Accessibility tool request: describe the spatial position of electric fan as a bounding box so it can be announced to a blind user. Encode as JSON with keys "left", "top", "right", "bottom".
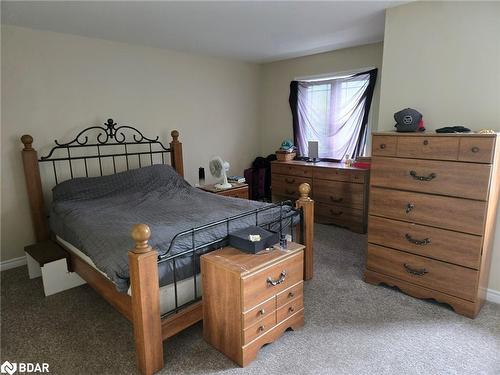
{"left": 209, "top": 156, "right": 232, "bottom": 189}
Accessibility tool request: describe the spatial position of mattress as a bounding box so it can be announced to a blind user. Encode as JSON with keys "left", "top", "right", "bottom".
{"left": 49, "top": 164, "right": 298, "bottom": 293}
{"left": 56, "top": 235, "right": 201, "bottom": 316}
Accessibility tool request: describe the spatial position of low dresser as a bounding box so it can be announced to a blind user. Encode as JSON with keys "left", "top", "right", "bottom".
{"left": 271, "top": 160, "right": 369, "bottom": 233}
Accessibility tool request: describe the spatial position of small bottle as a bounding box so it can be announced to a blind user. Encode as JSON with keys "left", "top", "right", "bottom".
{"left": 342, "top": 154, "right": 350, "bottom": 166}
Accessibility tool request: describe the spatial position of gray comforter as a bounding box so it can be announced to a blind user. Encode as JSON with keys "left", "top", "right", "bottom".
{"left": 50, "top": 164, "right": 297, "bottom": 292}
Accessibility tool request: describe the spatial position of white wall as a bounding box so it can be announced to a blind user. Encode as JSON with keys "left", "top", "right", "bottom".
{"left": 259, "top": 42, "right": 383, "bottom": 156}
{"left": 1, "top": 25, "right": 262, "bottom": 262}
{"left": 378, "top": 1, "right": 500, "bottom": 292}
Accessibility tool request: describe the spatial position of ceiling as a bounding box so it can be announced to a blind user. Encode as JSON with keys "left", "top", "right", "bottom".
{"left": 1, "top": 1, "right": 404, "bottom": 63}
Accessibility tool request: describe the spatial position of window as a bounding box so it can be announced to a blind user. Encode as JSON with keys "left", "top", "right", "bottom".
{"left": 289, "top": 69, "right": 377, "bottom": 160}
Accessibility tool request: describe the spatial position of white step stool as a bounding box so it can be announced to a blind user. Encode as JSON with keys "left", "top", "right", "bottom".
{"left": 25, "top": 241, "right": 85, "bottom": 296}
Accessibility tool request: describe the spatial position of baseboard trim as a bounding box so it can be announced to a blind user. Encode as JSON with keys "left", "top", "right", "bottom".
{"left": 0, "top": 256, "right": 27, "bottom": 271}
{"left": 486, "top": 288, "right": 500, "bottom": 304}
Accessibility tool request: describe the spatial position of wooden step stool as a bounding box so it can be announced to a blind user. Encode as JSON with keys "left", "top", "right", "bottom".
{"left": 25, "top": 241, "right": 85, "bottom": 296}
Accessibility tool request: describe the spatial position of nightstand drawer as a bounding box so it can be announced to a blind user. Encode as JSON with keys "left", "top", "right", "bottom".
{"left": 277, "top": 296, "right": 304, "bottom": 323}
{"left": 242, "top": 252, "right": 303, "bottom": 311}
{"left": 276, "top": 281, "right": 303, "bottom": 308}
{"left": 242, "top": 297, "right": 276, "bottom": 329}
{"left": 243, "top": 310, "right": 276, "bottom": 345}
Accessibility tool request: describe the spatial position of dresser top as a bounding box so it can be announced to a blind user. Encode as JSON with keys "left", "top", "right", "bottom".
{"left": 271, "top": 159, "right": 368, "bottom": 172}
{"left": 373, "top": 131, "right": 498, "bottom": 137}
{"left": 201, "top": 242, "right": 304, "bottom": 276}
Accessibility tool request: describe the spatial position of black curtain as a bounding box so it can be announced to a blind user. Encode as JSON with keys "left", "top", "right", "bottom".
{"left": 289, "top": 68, "right": 378, "bottom": 160}
{"left": 289, "top": 80, "right": 300, "bottom": 151}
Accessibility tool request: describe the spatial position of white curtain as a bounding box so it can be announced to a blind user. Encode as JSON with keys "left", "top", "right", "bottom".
{"left": 295, "top": 72, "right": 372, "bottom": 160}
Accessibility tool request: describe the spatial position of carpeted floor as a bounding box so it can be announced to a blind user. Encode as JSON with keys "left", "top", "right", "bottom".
{"left": 1, "top": 224, "right": 500, "bottom": 374}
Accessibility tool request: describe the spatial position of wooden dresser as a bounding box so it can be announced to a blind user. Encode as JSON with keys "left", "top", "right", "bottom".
{"left": 271, "top": 160, "right": 369, "bottom": 233}
{"left": 365, "top": 132, "right": 500, "bottom": 318}
{"left": 201, "top": 243, "right": 305, "bottom": 366}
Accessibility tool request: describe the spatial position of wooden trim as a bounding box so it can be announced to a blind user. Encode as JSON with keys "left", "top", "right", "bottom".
{"left": 170, "top": 130, "right": 184, "bottom": 177}
{"left": 129, "top": 224, "right": 164, "bottom": 375}
{"left": 296, "top": 183, "right": 314, "bottom": 280}
{"left": 161, "top": 301, "right": 203, "bottom": 340}
{"left": 69, "top": 252, "right": 133, "bottom": 321}
{"left": 20, "top": 135, "right": 49, "bottom": 242}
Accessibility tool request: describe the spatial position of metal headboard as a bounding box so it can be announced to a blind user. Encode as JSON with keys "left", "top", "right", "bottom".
{"left": 38, "top": 118, "right": 172, "bottom": 184}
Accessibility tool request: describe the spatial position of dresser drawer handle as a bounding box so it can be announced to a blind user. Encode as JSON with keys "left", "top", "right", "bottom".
{"left": 405, "top": 203, "right": 415, "bottom": 214}
{"left": 285, "top": 177, "right": 296, "bottom": 184}
{"left": 410, "top": 170, "right": 436, "bottom": 181}
{"left": 471, "top": 146, "right": 480, "bottom": 153}
{"left": 285, "top": 189, "right": 295, "bottom": 195}
{"left": 380, "top": 143, "right": 386, "bottom": 149}
{"left": 259, "top": 309, "right": 265, "bottom": 315}
{"left": 267, "top": 271, "right": 286, "bottom": 286}
{"left": 330, "top": 210, "right": 343, "bottom": 216}
{"left": 288, "top": 306, "right": 295, "bottom": 313}
{"left": 404, "top": 263, "right": 428, "bottom": 276}
{"left": 288, "top": 292, "right": 295, "bottom": 298}
{"left": 405, "top": 233, "right": 431, "bottom": 245}
{"left": 423, "top": 140, "right": 429, "bottom": 145}
{"left": 258, "top": 325, "right": 265, "bottom": 332}
{"left": 330, "top": 196, "right": 343, "bottom": 203}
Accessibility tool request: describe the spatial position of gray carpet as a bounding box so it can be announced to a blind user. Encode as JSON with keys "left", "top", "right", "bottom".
{"left": 2, "top": 224, "right": 500, "bottom": 374}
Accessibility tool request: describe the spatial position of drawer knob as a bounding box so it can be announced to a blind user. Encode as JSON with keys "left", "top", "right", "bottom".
{"left": 288, "top": 307, "right": 295, "bottom": 313}
{"left": 471, "top": 146, "right": 480, "bottom": 153}
{"left": 423, "top": 140, "right": 429, "bottom": 145}
{"left": 405, "top": 233, "right": 431, "bottom": 246}
{"left": 410, "top": 170, "right": 437, "bottom": 181}
{"left": 380, "top": 143, "right": 386, "bottom": 149}
{"left": 288, "top": 292, "right": 295, "bottom": 298}
{"left": 285, "top": 177, "right": 296, "bottom": 184}
{"left": 330, "top": 196, "right": 343, "bottom": 203}
{"left": 267, "top": 271, "right": 287, "bottom": 286}
{"left": 404, "top": 263, "right": 428, "bottom": 276}
{"left": 330, "top": 210, "right": 343, "bottom": 216}
{"left": 258, "top": 325, "right": 265, "bottom": 332}
{"left": 405, "top": 203, "right": 415, "bottom": 214}
{"left": 259, "top": 309, "right": 265, "bottom": 315}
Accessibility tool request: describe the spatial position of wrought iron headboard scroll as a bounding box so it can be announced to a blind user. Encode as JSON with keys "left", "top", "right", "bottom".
{"left": 38, "top": 118, "right": 173, "bottom": 183}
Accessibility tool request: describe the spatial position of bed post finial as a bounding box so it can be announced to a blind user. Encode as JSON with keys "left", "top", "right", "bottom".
{"left": 171, "top": 130, "right": 179, "bottom": 142}
{"left": 296, "top": 182, "right": 314, "bottom": 281}
{"left": 298, "top": 182, "right": 312, "bottom": 201}
{"left": 21, "top": 134, "right": 34, "bottom": 150}
{"left": 131, "top": 224, "right": 152, "bottom": 254}
{"left": 170, "top": 130, "right": 184, "bottom": 177}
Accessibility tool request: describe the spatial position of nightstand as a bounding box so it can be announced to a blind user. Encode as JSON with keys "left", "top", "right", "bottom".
{"left": 201, "top": 242, "right": 305, "bottom": 366}
{"left": 198, "top": 182, "right": 249, "bottom": 199}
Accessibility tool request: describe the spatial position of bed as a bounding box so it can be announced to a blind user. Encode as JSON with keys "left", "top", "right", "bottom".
{"left": 20, "top": 119, "right": 314, "bottom": 375}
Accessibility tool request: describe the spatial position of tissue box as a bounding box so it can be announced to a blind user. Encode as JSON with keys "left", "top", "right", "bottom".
{"left": 229, "top": 226, "right": 279, "bottom": 254}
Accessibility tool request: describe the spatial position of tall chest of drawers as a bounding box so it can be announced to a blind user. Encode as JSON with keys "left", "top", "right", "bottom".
{"left": 271, "top": 160, "right": 370, "bottom": 233}
{"left": 365, "top": 132, "right": 500, "bottom": 318}
{"left": 201, "top": 243, "right": 305, "bottom": 366}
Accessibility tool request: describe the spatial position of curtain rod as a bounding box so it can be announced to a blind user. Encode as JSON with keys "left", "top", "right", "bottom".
{"left": 294, "top": 66, "right": 376, "bottom": 82}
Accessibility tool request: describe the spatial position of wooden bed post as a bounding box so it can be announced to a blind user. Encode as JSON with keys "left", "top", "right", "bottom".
{"left": 170, "top": 130, "right": 184, "bottom": 177}
{"left": 296, "top": 183, "right": 314, "bottom": 281}
{"left": 128, "top": 224, "right": 164, "bottom": 375}
{"left": 21, "top": 135, "right": 49, "bottom": 242}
